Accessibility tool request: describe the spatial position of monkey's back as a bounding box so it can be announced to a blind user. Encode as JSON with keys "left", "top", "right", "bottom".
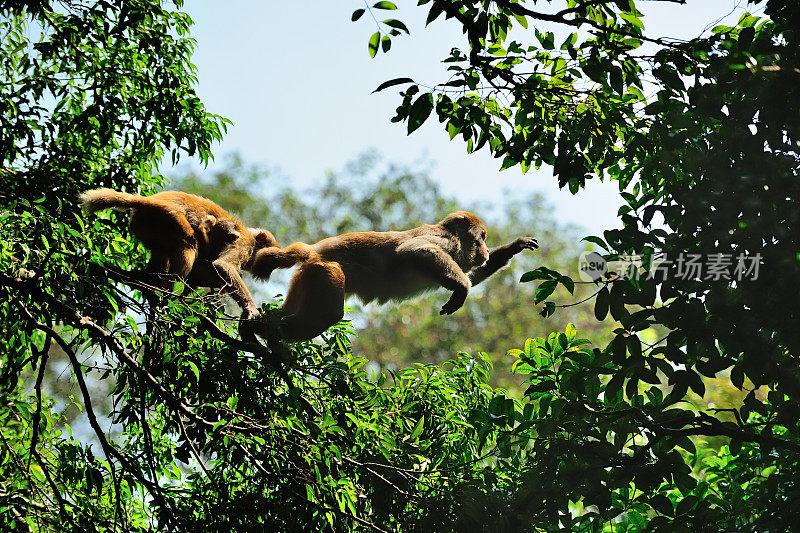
{"left": 152, "top": 191, "right": 248, "bottom": 233}
{"left": 123, "top": 191, "right": 253, "bottom": 265}
{"left": 311, "top": 226, "right": 453, "bottom": 304}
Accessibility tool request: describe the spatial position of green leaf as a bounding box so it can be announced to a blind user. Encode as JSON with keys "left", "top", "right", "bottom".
{"left": 558, "top": 333, "right": 568, "bottom": 350}
{"left": 441, "top": 79, "right": 465, "bottom": 88}
{"left": 372, "top": 77, "right": 414, "bottom": 93}
{"left": 227, "top": 396, "right": 238, "bottom": 410}
{"left": 738, "top": 13, "right": 760, "bottom": 27}
{"left": 627, "top": 335, "right": 642, "bottom": 359}
{"left": 407, "top": 93, "right": 433, "bottom": 133}
{"left": 675, "top": 435, "right": 696, "bottom": 454}
{"left": 447, "top": 121, "right": 461, "bottom": 139}
{"left": 565, "top": 323, "right": 576, "bottom": 342}
{"left": 559, "top": 276, "right": 575, "bottom": 294}
{"left": 426, "top": 3, "right": 444, "bottom": 25}
{"left": 381, "top": 35, "right": 391, "bottom": 52}
{"left": 627, "top": 86, "right": 646, "bottom": 102}
{"left": 511, "top": 359, "right": 533, "bottom": 374}
{"left": 500, "top": 156, "right": 517, "bottom": 171}
{"left": 687, "top": 370, "right": 705, "bottom": 397}
{"left": 610, "top": 67, "right": 623, "bottom": 93}
{"left": 536, "top": 30, "right": 555, "bottom": 50}
{"left": 382, "top": 19, "right": 409, "bottom": 33}
{"left": 614, "top": 0, "right": 632, "bottom": 11}
{"left": 520, "top": 267, "right": 555, "bottom": 283}
{"left": 351, "top": 9, "right": 365, "bottom": 21}
{"left": 14, "top": 401, "right": 31, "bottom": 421}
{"left": 535, "top": 280, "right": 558, "bottom": 303}
{"left": 582, "top": 235, "right": 609, "bottom": 250}
{"left": 87, "top": 468, "right": 103, "bottom": 495}
{"left": 187, "top": 361, "right": 200, "bottom": 382}
{"left": 619, "top": 11, "right": 643, "bottom": 29}
{"left": 622, "top": 37, "right": 642, "bottom": 50}
{"left": 540, "top": 301, "right": 556, "bottom": 317}
{"left": 368, "top": 31, "right": 381, "bottom": 58}
{"left": 561, "top": 32, "right": 577, "bottom": 50}
{"left": 409, "top": 416, "right": 425, "bottom": 440}
{"left": 674, "top": 472, "right": 697, "bottom": 495}
{"left": 594, "top": 287, "right": 609, "bottom": 321}
{"left": 373, "top": 1, "right": 397, "bottom": 9}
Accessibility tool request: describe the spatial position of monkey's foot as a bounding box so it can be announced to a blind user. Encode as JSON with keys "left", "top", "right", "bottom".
{"left": 440, "top": 296, "right": 466, "bottom": 315}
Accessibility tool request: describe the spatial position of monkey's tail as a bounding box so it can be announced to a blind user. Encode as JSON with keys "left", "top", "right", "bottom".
{"left": 249, "top": 243, "right": 316, "bottom": 280}
{"left": 79, "top": 188, "right": 151, "bottom": 213}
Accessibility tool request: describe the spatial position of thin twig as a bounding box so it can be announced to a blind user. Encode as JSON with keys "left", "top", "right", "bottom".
{"left": 29, "top": 332, "right": 53, "bottom": 458}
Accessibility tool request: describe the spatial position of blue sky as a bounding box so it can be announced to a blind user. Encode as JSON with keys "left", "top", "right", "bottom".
{"left": 174, "top": 1, "right": 754, "bottom": 235}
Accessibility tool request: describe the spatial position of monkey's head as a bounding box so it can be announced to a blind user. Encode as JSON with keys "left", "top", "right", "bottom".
{"left": 213, "top": 218, "right": 242, "bottom": 243}
{"left": 439, "top": 211, "right": 490, "bottom": 269}
{"left": 249, "top": 228, "right": 280, "bottom": 251}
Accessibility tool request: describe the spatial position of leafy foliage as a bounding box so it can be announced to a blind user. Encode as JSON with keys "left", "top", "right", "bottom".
{"left": 351, "top": 1, "right": 408, "bottom": 58}
{"left": 0, "top": 0, "right": 227, "bottom": 204}
{"left": 2, "top": 0, "right": 799, "bottom": 531}
{"left": 361, "top": 0, "right": 800, "bottom": 529}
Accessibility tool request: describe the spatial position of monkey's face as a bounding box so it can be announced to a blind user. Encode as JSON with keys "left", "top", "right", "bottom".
{"left": 440, "top": 211, "right": 490, "bottom": 269}
{"left": 251, "top": 229, "right": 280, "bottom": 251}
{"left": 468, "top": 225, "right": 490, "bottom": 267}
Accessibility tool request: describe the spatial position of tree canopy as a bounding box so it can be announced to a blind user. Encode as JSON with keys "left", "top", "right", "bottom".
{"left": 1, "top": 0, "right": 799, "bottom": 531}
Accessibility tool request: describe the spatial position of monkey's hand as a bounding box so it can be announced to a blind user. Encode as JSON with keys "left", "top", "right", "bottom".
{"left": 513, "top": 236, "right": 539, "bottom": 252}
{"left": 242, "top": 304, "right": 261, "bottom": 321}
{"left": 440, "top": 287, "right": 468, "bottom": 315}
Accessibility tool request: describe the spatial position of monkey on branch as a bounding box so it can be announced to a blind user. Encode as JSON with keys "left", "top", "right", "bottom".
{"left": 249, "top": 211, "right": 539, "bottom": 342}
{"left": 80, "top": 188, "right": 279, "bottom": 320}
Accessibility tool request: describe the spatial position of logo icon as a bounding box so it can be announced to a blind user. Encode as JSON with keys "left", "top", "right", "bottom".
{"left": 579, "top": 251, "right": 607, "bottom": 282}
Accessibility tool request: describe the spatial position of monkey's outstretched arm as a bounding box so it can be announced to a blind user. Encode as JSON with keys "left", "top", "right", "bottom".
{"left": 468, "top": 237, "right": 539, "bottom": 286}
{"left": 397, "top": 240, "right": 472, "bottom": 315}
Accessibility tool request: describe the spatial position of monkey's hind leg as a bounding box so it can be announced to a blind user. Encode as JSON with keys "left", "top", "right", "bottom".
{"left": 125, "top": 205, "right": 199, "bottom": 323}
{"left": 279, "top": 259, "right": 346, "bottom": 342}
{"left": 129, "top": 204, "right": 198, "bottom": 279}
{"left": 242, "top": 259, "right": 344, "bottom": 366}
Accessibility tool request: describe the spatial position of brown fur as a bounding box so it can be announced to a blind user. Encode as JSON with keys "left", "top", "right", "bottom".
{"left": 250, "top": 211, "right": 538, "bottom": 342}
{"left": 80, "top": 188, "right": 279, "bottom": 319}
{"left": 196, "top": 214, "right": 241, "bottom": 253}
